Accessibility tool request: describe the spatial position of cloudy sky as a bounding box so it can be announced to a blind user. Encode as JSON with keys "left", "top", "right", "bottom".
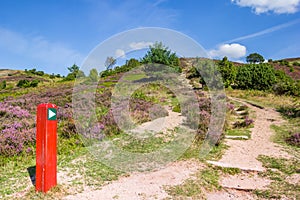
{"left": 0, "top": 0, "right": 299, "bottom": 75}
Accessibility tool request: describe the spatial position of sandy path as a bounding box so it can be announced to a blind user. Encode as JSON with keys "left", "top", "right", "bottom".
{"left": 207, "top": 97, "right": 293, "bottom": 200}
{"left": 64, "top": 160, "right": 202, "bottom": 200}
{"left": 63, "top": 108, "right": 201, "bottom": 200}
{"left": 208, "top": 98, "right": 291, "bottom": 171}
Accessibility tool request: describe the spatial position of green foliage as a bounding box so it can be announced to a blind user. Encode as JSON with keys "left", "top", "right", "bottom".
{"left": 88, "top": 68, "right": 99, "bottom": 82}
{"left": 273, "top": 70, "right": 300, "bottom": 96}
{"left": 126, "top": 58, "right": 140, "bottom": 68}
{"left": 25, "top": 68, "right": 45, "bottom": 76}
{"left": 246, "top": 53, "right": 265, "bottom": 63}
{"left": 50, "top": 73, "right": 61, "bottom": 79}
{"left": 247, "top": 53, "right": 264, "bottom": 63}
{"left": 279, "top": 60, "right": 289, "bottom": 66}
{"left": 141, "top": 42, "right": 181, "bottom": 72}
{"left": 293, "top": 61, "right": 300, "bottom": 66}
{"left": 235, "top": 63, "right": 276, "bottom": 90}
{"left": 217, "top": 57, "right": 237, "bottom": 87}
{"left": 63, "top": 64, "right": 85, "bottom": 81}
{"left": 100, "top": 58, "right": 141, "bottom": 78}
{"left": 0, "top": 80, "right": 6, "bottom": 90}
{"left": 16, "top": 79, "right": 40, "bottom": 88}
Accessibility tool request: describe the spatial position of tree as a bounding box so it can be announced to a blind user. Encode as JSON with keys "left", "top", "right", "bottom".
{"left": 217, "top": 56, "right": 237, "bottom": 87}
{"left": 88, "top": 68, "right": 99, "bottom": 82}
{"left": 64, "top": 64, "right": 85, "bottom": 81}
{"left": 105, "top": 57, "right": 116, "bottom": 70}
{"left": 141, "top": 42, "right": 181, "bottom": 72}
{"left": 246, "top": 53, "right": 265, "bottom": 64}
{"left": 126, "top": 58, "right": 140, "bottom": 68}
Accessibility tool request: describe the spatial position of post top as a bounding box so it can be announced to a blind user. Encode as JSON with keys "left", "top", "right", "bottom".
{"left": 37, "top": 103, "right": 57, "bottom": 109}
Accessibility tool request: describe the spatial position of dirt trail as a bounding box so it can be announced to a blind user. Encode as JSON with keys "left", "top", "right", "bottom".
{"left": 207, "top": 97, "right": 293, "bottom": 199}
{"left": 208, "top": 98, "right": 291, "bottom": 171}
{"left": 63, "top": 108, "right": 201, "bottom": 200}
{"left": 64, "top": 160, "right": 202, "bottom": 200}
{"left": 61, "top": 97, "right": 294, "bottom": 200}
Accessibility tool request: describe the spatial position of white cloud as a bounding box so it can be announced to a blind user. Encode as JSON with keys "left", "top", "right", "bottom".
{"left": 231, "top": 0, "right": 300, "bottom": 14}
{"left": 0, "top": 27, "right": 83, "bottom": 74}
{"left": 115, "top": 49, "right": 126, "bottom": 58}
{"left": 209, "top": 43, "right": 247, "bottom": 59}
{"left": 129, "top": 41, "right": 153, "bottom": 50}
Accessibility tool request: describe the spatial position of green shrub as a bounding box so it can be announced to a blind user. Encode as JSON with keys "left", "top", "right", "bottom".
{"left": 141, "top": 42, "right": 181, "bottom": 73}
{"left": 273, "top": 70, "right": 300, "bottom": 96}
{"left": 217, "top": 57, "right": 237, "bottom": 87}
{"left": 17, "top": 79, "right": 40, "bottom": 88}
{"left": 0, "top": 80, "right": 6, "bottom": 90}
{"left": 235, "top": 63, "right": 276, "bottom": 91}
{"left": 293, "top": 61, "right": 300, "bottom": 66}
{"left": 100, "top": 58, "right": 141, "bottom": 78}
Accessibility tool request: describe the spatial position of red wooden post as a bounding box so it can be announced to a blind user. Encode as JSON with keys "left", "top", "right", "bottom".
{"left": 36, "top": 103, "right": 58, "bottom": 193}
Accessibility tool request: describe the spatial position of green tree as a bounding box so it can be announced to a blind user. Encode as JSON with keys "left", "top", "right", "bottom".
{"left": 88, "top": 68, "right": 99, "bottom": 82}
{"left": 246, "top": 53, "right": 265, "bottom": 63}
{"left": 141, "top": 42, "right": 181, "bottom": 72}
{"left": 64, "top": 64, "right": 85, "bottom": 81}
{"left": 126, "top": 58, "right": 140, "bottom": 68}
{"left": 217, "top": 57, "right": 237, "bottom": 87}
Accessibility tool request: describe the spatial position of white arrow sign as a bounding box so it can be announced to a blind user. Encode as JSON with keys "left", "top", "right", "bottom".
{"left": 48, "top": 109, "right": 56, "bottom": 119}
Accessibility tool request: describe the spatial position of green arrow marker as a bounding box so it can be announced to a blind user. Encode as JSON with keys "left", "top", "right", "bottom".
{"left": 48, "top": 108, "right": 57, "bottom": 120}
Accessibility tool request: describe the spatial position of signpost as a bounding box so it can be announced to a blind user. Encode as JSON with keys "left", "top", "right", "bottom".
{"left": 36, "top": 103, "right": 58, "bottom": 193}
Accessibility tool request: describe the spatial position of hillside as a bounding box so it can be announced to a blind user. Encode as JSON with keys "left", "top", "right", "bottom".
{"left": 0, "top": 55, "right": 299, "bottom": 199}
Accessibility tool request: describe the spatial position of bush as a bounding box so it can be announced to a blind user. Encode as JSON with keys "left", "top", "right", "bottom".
{"left": 217, "top": 57, "right": 237, "bottom": 87}
{"left": 273, "top": 70, "right": 300, "bottom": 96}
{"left": 141, "top": 42, "right": 181, "bottom": 73}
{"left": 235, "top": 63, "right": 276, "bottom": 91}
{"left": 0, "top": 80, "right": 6, "bottom": 90}
{"left": 100, "top": 58, "right": 141, "bottom": 78}
{"left": 25, "top": 68, "right": 45, "bottom": 76}
{"left": 17, "top": 79, "right": 40, "bottom": 88}
{"left": 293, "top": 61, "right": 300, "bottom": 66}
{"left": 0, "top": 103, "right": 34, "bottom": 156}
{"left": 286, "top": 133, "right": 300, "bottom": 147}
{"left": 17, "top": 80, "right": 30, "bottom": 88}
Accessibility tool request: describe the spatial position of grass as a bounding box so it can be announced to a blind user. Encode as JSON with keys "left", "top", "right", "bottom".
{"left": 112, "top": 132, "right": 173, "bottom": 153}
{"left": 226, "top": 89, "right": 299, "bottom": 109}
{"left": 165, "top": 167, "right": 221, "bottom": 199}
{"left": 225, "top": 129, "right": 251, "bottom": 139}
{"left": 257, "top": 155, "right": 300, "bottom": 175}
{"left": 122, "top": 73, "right": 146, "bottom": 81}
{"left": 0, "top": 154, "right": 36, "bottom": 199}
{"left": 255, "top": 155, "right": 300, "bottom": 199}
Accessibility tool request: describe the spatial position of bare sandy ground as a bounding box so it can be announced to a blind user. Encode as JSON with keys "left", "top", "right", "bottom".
{"left": 207, "top": 98, "right": 296, "bottom": 200}
{"left": 63, "top": 160, "right": 202, "bottom": 200}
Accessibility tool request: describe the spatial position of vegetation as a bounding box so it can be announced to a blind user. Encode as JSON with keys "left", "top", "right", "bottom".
{"left": 0, "top": 43, "right": 300, "bottom": 199}
{"left": 63, "top": 64, "right": 85, "bottom": 81}
{"left": 235, "top": 63, "right": 276, "bottom": 90}
{"left": 246, "top": 52, "right": 265, "bottom": 63}
{"left": 16, "top": 79, "right": 40, "bottom": 88}
{"left": 217, "top": 56, "right": 236, "bottom": 88}
{"left": 141, "top": 42, "right": 181, "bottom": 72}
{"left": 0, "top": 80, "right": 6, "bottom": 89}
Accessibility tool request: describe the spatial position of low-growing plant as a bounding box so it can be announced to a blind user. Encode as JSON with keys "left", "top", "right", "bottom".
{"left": 285, "top": 133, "right": 300, "bottom": 147}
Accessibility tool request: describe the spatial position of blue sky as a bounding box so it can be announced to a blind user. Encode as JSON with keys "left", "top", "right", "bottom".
{"left": 0, "top": 0, "right": 299, "bottom": 75}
